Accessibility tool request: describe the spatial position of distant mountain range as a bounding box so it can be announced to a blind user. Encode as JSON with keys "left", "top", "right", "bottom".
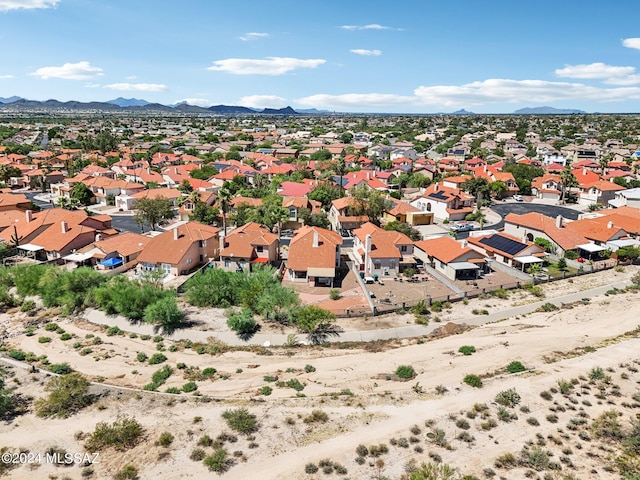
{"left": 513, "top": 106, "right": 587, "bottom": 114}
{"left": 0, "top": 97, "right": 303, "bottom": 115}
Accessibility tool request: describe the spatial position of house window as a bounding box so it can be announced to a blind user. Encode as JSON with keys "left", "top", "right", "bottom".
{"left": 224, "top": 259, "right": 230, "bottom": 268}
{"left": 400, "top": 245, "right": 407, "bottom": 253}
{"left": 256, "top": 246, "right": 263, "bottom": 253}
{"left": 198, "top": 240, "right": 205, "bottom": 247}
{"left": 426, "top": 203, "right": 431, "bottom": 212}
{"left": 161, "top": 263, "right": 171, "bottom": 274}
{"left": 374, "top": 261, "right": 381, "bottom": 270}
{"left": 288, "top": 206, "right": 297, "bottom": 220}
{"left": 390, "top": 260, "right": 396, "bottom": 269}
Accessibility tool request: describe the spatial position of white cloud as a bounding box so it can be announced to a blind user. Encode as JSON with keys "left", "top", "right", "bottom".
{"left": 175, "top": 98, "right": 212, "bottom": 107}
{"left": 239, "top": 32, "right": 269, "bottom": 41}
{"left": 555, "top": 62, "right": 640, "bottom": 86}
{"left": 0, "top": 74, "right": 14, "bottom": 79}
{"left": 340, "top": 24, "right": 392, "bottom": 31}
{"left": 297, "top": 78, "right": 640, "bottom": 110}
{"left": 239, "top": 95, "right": 286, "bottom": 108}
{"left": 104, "top": 83, "right": 167, "bottom": 92}
{"left": 84, "top": 82, "right": 100, "bottom": 88}
{"left": 555, "top": 62, "right": 635, "bottom": 79}
{"left": 30, "top": 61, "right": 103, "bottom": 80}
{"left": 350, "top": 49, "right": 382, "bottom": 56}
{"left": 413, "top": 79, "right": 640, "bottom": 107}
{"left": 297, "top": 93, "right": 415, "bottom": 108}
{"left": 207, "top": 57, "right": 325, "bottom": 75}
{"left": 622, "top": 38, "right": 640, "bottom": 51}
{"left": 0, "top": 0, "right": 58, "bottom": 11}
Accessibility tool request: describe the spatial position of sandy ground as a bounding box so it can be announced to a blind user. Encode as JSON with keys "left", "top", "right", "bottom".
{"left": 1, "top": 266, "right": 640, "bottom": 479}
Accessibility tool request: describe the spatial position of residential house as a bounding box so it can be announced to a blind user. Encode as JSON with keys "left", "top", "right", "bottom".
{"left": 219, "top": 222, "right": 278, "bottom": 272}
{"left": 115, "top": 187, "right": 182, "bottom": 211}
{"left": 286, "top": 226, "right": 342, "bottom": 286}
{"left": 467, "top": 232, "right": 546, "bottom": 271}
{"left": 383, "top": 199, "right": 433, "bottom": 226}
{"left": 409, "top": 182, "right": 475, "bottom": 221}
{"left": 578, "top": 180, "right": 625, "bottom": 207}
{"left": 609, "top": 188, "right": 640, "bottom": 209}
{"left": 413, "top": 236, "right": 487, "bottom": 280}
{"left": 71, "top": 232, "right": 152, "bottom": 270}
{"left": 328, "top": 197, "right": 368, "bottom": 232}
{"left": 531, "top": 174, "right": 563, "bottom": 201}
{"left": 136, "top": 222, "right": 220, "bottom": 276}
{"left": 282, "top": 196, "right": 322, "bottom": 230}
{"left": 352, "top": 222, "right": 415, "bottom": 277}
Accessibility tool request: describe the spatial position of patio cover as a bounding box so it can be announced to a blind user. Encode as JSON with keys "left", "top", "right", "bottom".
{"left": 449, "top": 262, "right": 481, "bottom": 271}
{"left": 514, "top": 255, "right": 544, "bottom": 264}
{"left": 576, "top": 243, "right": 605, "bottom": 253}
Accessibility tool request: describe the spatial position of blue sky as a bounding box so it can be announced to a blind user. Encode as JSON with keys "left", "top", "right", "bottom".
{"left": 2, "top": 0, "right": 640, "bottom": 113}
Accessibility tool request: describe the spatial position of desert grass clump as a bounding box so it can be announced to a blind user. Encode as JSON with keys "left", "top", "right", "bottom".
{"left": 495, "top": 388, "right": 521, "bottom": 408}
{"left": 222, "top": 408, "right": 258, "bottom": 435}
{"left": 85, "top": 416, "right": 144, "bottom": 451}
{"left": 203, "top": 447, "right": 232, "bottom": 473}
{"left": 463, "top": 374, "right": 483, "bottom": 388}
{"left": 34, "top": 373, "right": 92, "bottom": 418}
{"left": 303, "top": 409, "right": 329, "bottom": 424}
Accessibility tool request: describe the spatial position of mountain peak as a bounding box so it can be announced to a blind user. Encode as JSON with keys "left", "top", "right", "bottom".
{"left": 513, "top": 106, "right": 586, "bottom": 114}
{"left": 106, "top": 97, "right": 150, "bottom": 107}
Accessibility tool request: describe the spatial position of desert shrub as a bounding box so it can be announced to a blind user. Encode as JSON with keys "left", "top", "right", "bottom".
{"left": 589, "top": 366, "right": 606, "bottom": 381}
{"left": 458, "top": 345, "right": 476, "bottom": 356}
{"left": 305, "top": 463, "right": 319, "bottom": 474}
{"left": 591, "top": 410, "right": 624, "bottom": 440}
{"left": 158, "top": 432, "right": 174, "bottom": 447}
{"left": 490, "top": 288, "right": 509, "bottom": 299}
{"left": 38, "top": 336, "right": 52, "bottom": 343}
{"left": 546, "top": 414, "right": 559, "bottom": 423}
{"left": 527, "top": 417, "right": 540, "bottom": 426}
{"left": 494, "top": 452, "right": 518, "bottom": 469}
{"left": 356, "top": 444, "right": 369, "bottom": 456}
{"left": 259, "top": 386, "right": 272, "bottom": 396}
{"left": 226, "top": 308, "right": 257, "bottom": 335}
{"left": 495, "top": 388, "right": 521, "bottom": 408}
{"left": 519, "top": 445, "right": 552, "bottom": 471}
{"left": 182, "top": 382, "right": 197, "bottom": 393}
{"left": 538, "top": 302, "right": 558, "bottom": 312}
{"left": 507, "top": 361, "right": 526, "bottom": 374}
{"left": 190, "top": 448, "right": 206, "bottom": 461}
{"left": 557, "top": 379, "right": 574, "bottom": 395}
{"left": 143, "top": 296, "right": 185, "bottom": 334}
{"left": 202, "top": 367, "right": 216, "bottom": 378}
{"left": 222, "top": 408, "right": 258, "bottom": 435}
{"left": 396, "top": 365, "right": 416, "bottom": 379}
{"left": 203, "top": 447, "right": 231, "bottom": 473}
{"left": 114, "top": 464, "right": 138, "bottom": 480}
{"left": 8, "top": 349, "right": 26, "bottom": 361}
{"left": 136, "top": 352, "right": 147, "bottom": 363}
{"left": 48, "top": 363, "right": 73, "bottom": 375}
{"left": 35, "top": 373, "right": 92, "bottom": 418}
{"left": 304, "top": 364, "right": 316, "bottom": 373}
{"left": 144, "top": 365, "right": 173, "bottom": 391}
{"left": 304, "top": 409, "right": 329, "bottom": 424}
{"left": 456, "top": 418, "right": 470, "bottom": 430}
{"left": 106, "top": 326, "right": 122, "bottom": 336}
{"left": 85, "top": 416, "right": 144, "bottom": 451}
{"left": 285, "top": 379, "right": 305, "bottom": 391}
{"left": 463, "top": 374, "right": 483, "bottom": 388}
{"left": 540, "top": 390, "right": 553, "bottom": 401}
{"left": 60, "top": 333, "right": 72, "bottom": 341}
{"left": 148, "top": 353, "right": 167, "bottom": 365}
{"left": 329, "top": 288, "right": 341, "bottom": 300}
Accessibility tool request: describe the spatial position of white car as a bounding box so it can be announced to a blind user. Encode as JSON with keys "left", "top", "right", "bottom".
{"left": 513, "top": 195, "right": 523, "bottom": 202}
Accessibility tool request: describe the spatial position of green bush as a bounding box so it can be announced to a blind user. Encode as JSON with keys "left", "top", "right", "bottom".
{"left": 329, "top": 288, "right": 341, "bottom": 300}
{"left": 202, "top": 367, "right": 216, "bottom": 378}
{"left": 226, "top": 308, "right": 257, "bottom": 335}
{"left": 148, "top": 353, "right": 167, "bottom": 365}
{"left": 48, "top": 363, "right": 73, "bottom": 375}
{"left": 106, "top": 326, "right": 122, "bottom": 336}
{"left": 395, "top": 365, "right": 416, "bottom": 379}
{"left": 304, "top": 364, "right": 316, "bottom": 373}
{"left": 158, "top": 432, "right": 174, "bottom": 447}
{"left": 182, "top": 382, "right": 197, "bottom": 393}
{"left": 222, "top": 408, "right": 258, "bottom": 435}
{"left": 85, "top": 416, "right": 144, "bottom": 451}
{"left": 38, "top": 336, "right": 52, "bottom": 344}
{"left": 495, "top": 388, "right": 521, "bottom": 408}
{"left": 564, "top": 250, "right": 578, "bottom": 260}
{"left": 136, "top": 352, "right": 147, "bottom": 363}
{"left": 463, "top": 374, "right": 483, "bottom": 388}
{"left": 507, "top": 361, "right": 526, "bottom": 373}
{"left": 8, "top": 349, "right": 26, "bottom": 361}
{"left": 60, "top": 333, "right": 72, "bottom": 341}
{"left": 203, "top": 447, "right": 230, "bottom": 473}
{"left": 458, "top": 345, "right": 476, "bottom": 356}
{"left": 35, "top": 373, "right": 92, "bottom": 418}
{"left": 143, "top": 296, "right": 185, "bottom": 334}
{"left": 114, "top": 465, "right": 138, "bottom": 480}
{"left": 190, "top": 448, "right": 206, "bottom": 461}
{"left": 537, "top": 302, "right": 558, "bottom": 312}
{"left": 285, "top": 379, "right": 305, "bottom": 391}
{"left": 259, "top": 386, "right": 272, "bottom": 396}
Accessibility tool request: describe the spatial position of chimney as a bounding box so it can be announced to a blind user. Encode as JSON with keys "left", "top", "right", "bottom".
{"left": 61, "top": 221, "right": 69, "bottom": 234}
{"left": 366, "top": 171, "right": 370, "bottom": 180}
{"left": 173, "top": 227, "right": 179, "bottom": 240}
{"left": 219, "top": 233, "right": 225, "bottom": 252}
{"left": 434, "top": 182, "right": 439, "bottom": 190}
{"left": 364, "top": 233, "right": 372, "bottom": 272}
{"left": 607, "top": 221, "right": 613, "bottom": 229}
{"left": 582, "top": 167, "right": 587, "bottom": 176}
{"left": 461, "top": 239, "right": 468, "bottom": 248}
{"left": 555, "top": 215, "right": 563, "bottom": 229}
{"left": 312, "top": 229, "right": 319, "bottom": 248}
{"left": 95, "top": 233, "right": 102, "bottom": 242}
{"left": 483, "top": 164, "right": 487, "bottom": 173}
{"left": 25, "top": 210, "right": 33, "bottom": 223}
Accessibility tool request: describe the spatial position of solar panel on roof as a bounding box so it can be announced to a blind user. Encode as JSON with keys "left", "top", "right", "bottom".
{"left": 479, "top": 235, "right": 526, "bottom": 256}
{"left": 428, "top": 191, "right": 448, "bottom": 200}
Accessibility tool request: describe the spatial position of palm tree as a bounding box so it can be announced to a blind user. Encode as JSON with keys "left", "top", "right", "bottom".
{"left": 559, "top": 165, "right": 578, "bottom": 204}
{"left": 217, "top": 186, "right": 232, "bottom": 237}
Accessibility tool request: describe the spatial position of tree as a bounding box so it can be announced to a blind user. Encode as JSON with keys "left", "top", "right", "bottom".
{"left": 616, "top": 246, "right": 640, "bottom": 263}
{"left": 217, "top": 186, "right": 232, "bottom": 237}
{"left": 349, "top": 184, "right": 392, "bottom": 225}
{"left": 461, "top": 177, "right": 490, "bottom": 201}
{"left": 0, "top": 164, "right": 21, "bottom": 183}
{"left": 560, "top": 164, "right": 578, "bottom": 204}
{"left": 143, "top": 296, "right": 184, "bottom": 334}
{"left": 189, "top": 201, "right": 220, "bottom": 225}
{"left": 177, "top": 179, "right": 193, "bottom": 194}
{"left": 490, "top": 180, "right": 508, "bottom": 199}
{"left": 134, "top": 196, "right": 174, "bottom": 231}
{"left": 384, "top": 221, "right": 421, "bottom": 241}
{"left": 70, "top": 182, "right": 94, "bottom": 206}
{"left": 294, "top": 305, "right": 340, "bottom": 344}
{"left": 308, "top": 182, "right": 343, "bottom": 207}
{"left": 34, "top": 373, "right": 92, "bottom": 418}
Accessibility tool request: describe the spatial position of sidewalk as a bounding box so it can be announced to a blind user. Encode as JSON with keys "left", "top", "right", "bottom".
{"left": 81, "top": 279, "right": 632, "bottom": 347}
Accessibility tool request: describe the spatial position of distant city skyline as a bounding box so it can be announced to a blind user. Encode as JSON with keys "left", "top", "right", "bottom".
{"left": 2, "top": 0, "right": 640, "bottom": 113}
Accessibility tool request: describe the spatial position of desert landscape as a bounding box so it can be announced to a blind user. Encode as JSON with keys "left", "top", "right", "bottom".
{"left": 1, "top": 266, "right": 640, "bottom": 479}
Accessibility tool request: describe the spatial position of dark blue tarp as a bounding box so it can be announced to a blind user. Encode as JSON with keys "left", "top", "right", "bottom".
{"left": 99, "top": 257, "right": 123, "bottom": 267}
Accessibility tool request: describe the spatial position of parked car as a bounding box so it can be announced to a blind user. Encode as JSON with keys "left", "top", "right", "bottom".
{"left": 513, "top": 195, "right": 523, "bottom": 202}
{"left": 451, "top": 223, "right": 475, "bottom": 232}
